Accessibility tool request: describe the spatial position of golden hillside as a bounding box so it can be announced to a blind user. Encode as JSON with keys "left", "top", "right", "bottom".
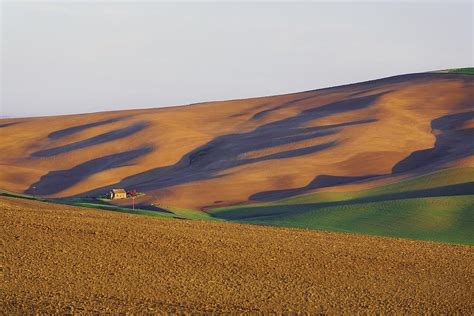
{"left": 1, "top": 72, "right": 473, "bottom": 209}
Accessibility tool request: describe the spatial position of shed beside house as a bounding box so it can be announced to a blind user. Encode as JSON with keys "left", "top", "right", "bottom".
{"left": 109, "top": 189, "right": 127, "bottom": 200}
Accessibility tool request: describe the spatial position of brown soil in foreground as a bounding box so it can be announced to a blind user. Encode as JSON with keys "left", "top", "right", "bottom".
{"left": 1, "top": 197, "right": 473, "bottom": 314}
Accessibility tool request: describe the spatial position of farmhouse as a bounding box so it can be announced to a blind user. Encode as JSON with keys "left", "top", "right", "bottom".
{"left": 109, "top": 189, "right": 127, "bottom": 200}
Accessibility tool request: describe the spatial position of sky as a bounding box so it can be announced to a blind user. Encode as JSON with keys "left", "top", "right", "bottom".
{"left": 1, "top": 1, "right": 473, "bottom": 118}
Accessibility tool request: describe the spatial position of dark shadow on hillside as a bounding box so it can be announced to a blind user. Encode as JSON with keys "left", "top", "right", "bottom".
{"left": 251, "top": 95, "right": 319, "bottom": 120}
{"left": 229, "top": 102, "right": 271, "bottom": 118}
{"left": 393, "top": 111, "right": 474, "bottom": 173}
{"left": 32, "top": 122, "right": 148, "bottom": 157}
{"left": 251, "top": 110, "right": 474, "bottom": 202}
{"left": 25, "top": 146, "right": 153, "bottom": 196}
{"left": 74, "top": 93, "right": 384, "bottom": 197}
{"left": 48, "top": 117, "right": 125, "bottom": 140}
{"left": 0, "top": 122, "right": 20, "bottom": 128}
{"left": 250, "top": 174, "right": 382, "bottom": 202}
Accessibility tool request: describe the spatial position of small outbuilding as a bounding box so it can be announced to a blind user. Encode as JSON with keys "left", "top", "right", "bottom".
{"left": 109, "top": 188, "right": 127, "bottom": 200}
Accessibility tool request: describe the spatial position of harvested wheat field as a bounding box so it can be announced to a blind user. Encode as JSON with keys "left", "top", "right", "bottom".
{"left": 1, "top": 196, "right": 472, "bottom": 314}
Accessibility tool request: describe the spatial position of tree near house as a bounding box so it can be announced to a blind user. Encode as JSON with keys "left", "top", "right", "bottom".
{"left": 127, "top": 189, "right": 138, "bottom": 210}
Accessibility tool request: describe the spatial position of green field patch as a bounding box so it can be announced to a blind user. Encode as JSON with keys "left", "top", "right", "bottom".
{"left": 240, "top": 195, "right": 474, "bottom": 245}
{"left": 434, "top": 67, "right": 474, "bottom": 75}
{"left": 0, "top": 191, "right": 47, "bottom": 201}
{"left": 162, "top": 205, "right": 223, "bottom": 221}
{"left": 65, "top": 201, "right": 177, "bottom": 219}
{"left": 210, "top": 168, "right": 474, "bottom": 245}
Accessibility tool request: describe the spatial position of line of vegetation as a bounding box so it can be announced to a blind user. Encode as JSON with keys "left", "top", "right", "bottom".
{"left": 434, "top": 67, "right": 474, "bottom": 75}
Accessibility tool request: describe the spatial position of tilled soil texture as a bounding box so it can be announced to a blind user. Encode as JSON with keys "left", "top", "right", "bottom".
{"left": 1, "top": 197, "right": 473, "bottom": 314}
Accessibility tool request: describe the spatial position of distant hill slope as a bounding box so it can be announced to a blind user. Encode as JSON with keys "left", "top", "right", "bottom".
{"left": 1, "top": 71, "right": 473, "bottom": 212}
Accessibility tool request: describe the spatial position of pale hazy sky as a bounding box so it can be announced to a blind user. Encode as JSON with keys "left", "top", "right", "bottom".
{"left": 1, "top": 1, "right": 473, "bottom": 118}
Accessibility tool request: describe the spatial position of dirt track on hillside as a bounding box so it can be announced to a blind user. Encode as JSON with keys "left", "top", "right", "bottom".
{"left": 1, "top": 196, "right": 473, "bottom": 313}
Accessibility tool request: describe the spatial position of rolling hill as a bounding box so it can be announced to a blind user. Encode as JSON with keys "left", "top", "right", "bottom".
{"left": 1, "top": 69, "right": 473, "bottom": 243}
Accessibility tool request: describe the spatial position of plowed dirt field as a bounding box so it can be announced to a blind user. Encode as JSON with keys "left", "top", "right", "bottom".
{"left": 1, "top": 196, "right": 472, "bottom": 313}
